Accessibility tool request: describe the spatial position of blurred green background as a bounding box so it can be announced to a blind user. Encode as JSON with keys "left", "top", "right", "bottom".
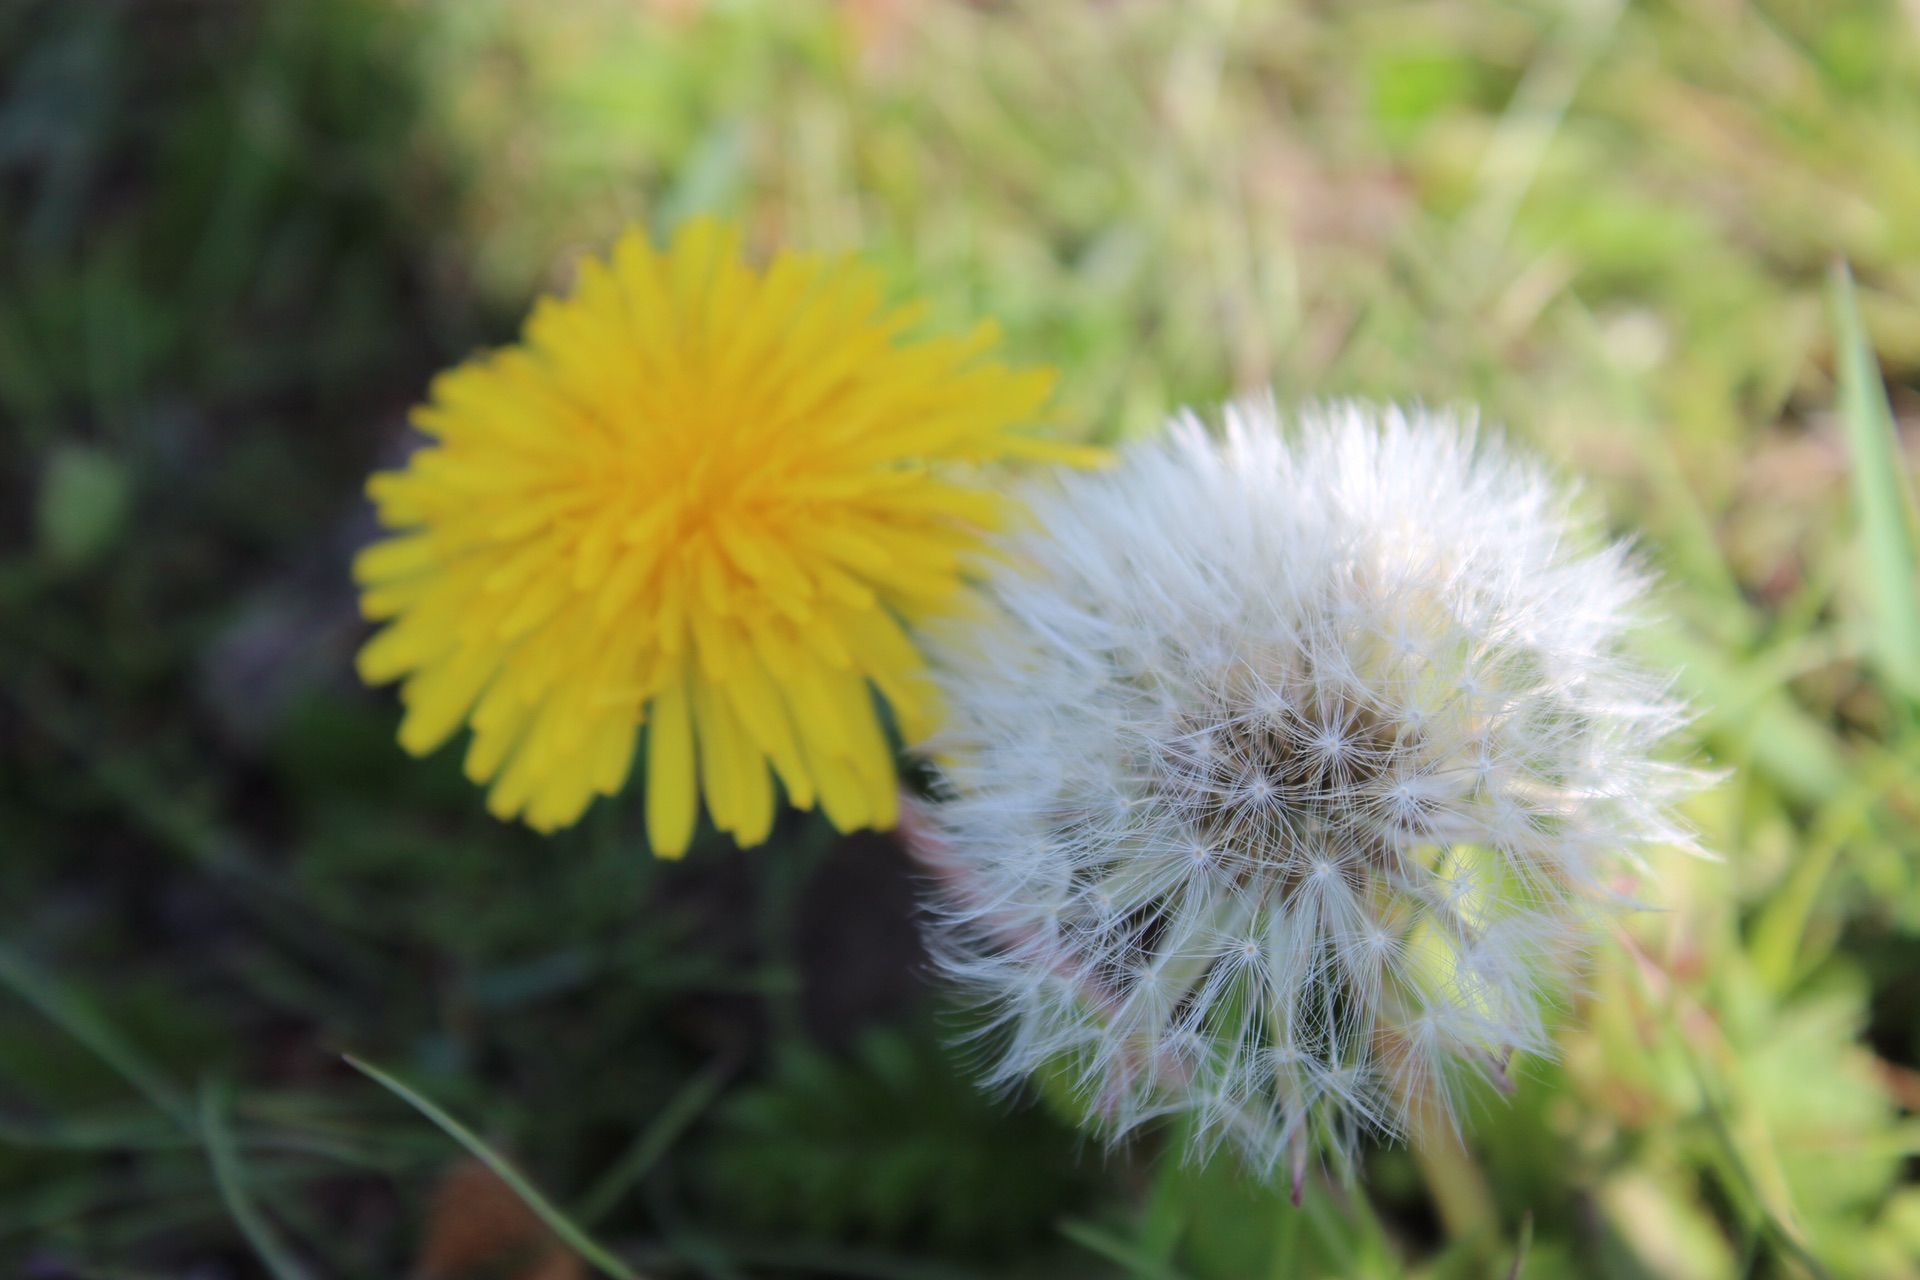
{"left": 5, "top": 0, "right": 1920, "bottom": 1275}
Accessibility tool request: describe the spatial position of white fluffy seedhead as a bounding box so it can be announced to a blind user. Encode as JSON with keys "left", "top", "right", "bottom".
{"left": 913, "top": 399, "right": 1698, "bottom": 1190}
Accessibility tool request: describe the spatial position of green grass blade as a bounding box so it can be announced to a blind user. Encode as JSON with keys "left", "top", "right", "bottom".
{"left": 1505, "top": 1211, "right": 1534, "bottom": 1280}
{"left": 1639, "top": 625, "right": 1847, "bottom": 806}
{"left": 201, "top": 1080, "right": 313, "bottom": 1280}
{"left": 1685, "top": 1063, "right": 1834, "bottom": 1280}
{"left": 577, "top": 1058, "right": 731, "bottom": 1226}
{"left": 1829, "top": 261, "right": 1920, "bottom": 706}
{"left": 0, "top": 941, "right": 192, "bottom": 1130}
{"left": 343, "top": 1053, "right": 643, "bottom": 1280}
{"left": 1748, "top": 744, "right": 1907, "bottom": 991}
{"left": 1058, "top": 1218, "right": 1187, "bottom": 1280}
{"left": 0, "top": 1108, "right": 200, "bottom": 1151}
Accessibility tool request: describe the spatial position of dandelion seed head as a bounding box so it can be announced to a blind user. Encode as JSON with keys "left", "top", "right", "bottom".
{"left": 914, "top": 398, "right": 1699, "bottom": 1182}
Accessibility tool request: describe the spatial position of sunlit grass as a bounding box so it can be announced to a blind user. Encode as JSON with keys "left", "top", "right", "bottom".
{"left": 3, "top": 0, "right": 1919, "bottom": 1275}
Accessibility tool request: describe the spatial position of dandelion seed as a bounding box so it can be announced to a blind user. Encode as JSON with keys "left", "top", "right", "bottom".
{"left": 913, "top": 398, "right": 1700, "bottom": 1186}
{"left": 354, "top": 219, "right": 1091, "bottom": 854}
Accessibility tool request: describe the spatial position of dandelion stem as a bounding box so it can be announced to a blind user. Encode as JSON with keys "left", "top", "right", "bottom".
{"left": 1410, "top": 1115, "right": 1498, "bottom": 1247}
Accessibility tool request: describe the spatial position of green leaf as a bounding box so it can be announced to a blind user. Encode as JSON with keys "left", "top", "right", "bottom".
{"left": 1829, "top": 262, "right": 1920, "bottom": 706}
{"left": 697, "top": 1028, "right": 1093, "bottom": 1252}
{"left": 343, "top": 1053, "right": 643, "bottom": 1280}
{"left": 35, "top": 442, "right": 131, "bottom": 571}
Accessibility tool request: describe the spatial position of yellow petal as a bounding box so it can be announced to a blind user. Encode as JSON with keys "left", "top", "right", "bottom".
{"left": 645, "top": 670, "right": 697, "bottom": 858}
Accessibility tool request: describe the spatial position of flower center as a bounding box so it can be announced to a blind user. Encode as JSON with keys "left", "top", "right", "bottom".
{"left": 1150, "top": 670, "right": 1415, "bottom": 881}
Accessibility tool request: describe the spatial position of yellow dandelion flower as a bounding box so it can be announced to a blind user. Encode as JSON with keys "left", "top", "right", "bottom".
{"left": 353, "top": 219, "right": 1092, "bottom": 856}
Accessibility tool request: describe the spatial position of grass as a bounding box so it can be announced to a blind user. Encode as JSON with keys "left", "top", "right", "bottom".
{"left": 3, "top": 0, "right": 1920, "bottom": 1276}
{"left": 344, "top": 1054, "right": 640, "bottom": 1280}
{"left": 1831, "top": 261, "right": 1920, "bottom": 707}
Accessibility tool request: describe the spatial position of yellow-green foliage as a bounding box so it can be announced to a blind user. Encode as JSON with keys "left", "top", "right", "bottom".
{"left": 5, "top": 2, "right": 1920, "bottom": 1276}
